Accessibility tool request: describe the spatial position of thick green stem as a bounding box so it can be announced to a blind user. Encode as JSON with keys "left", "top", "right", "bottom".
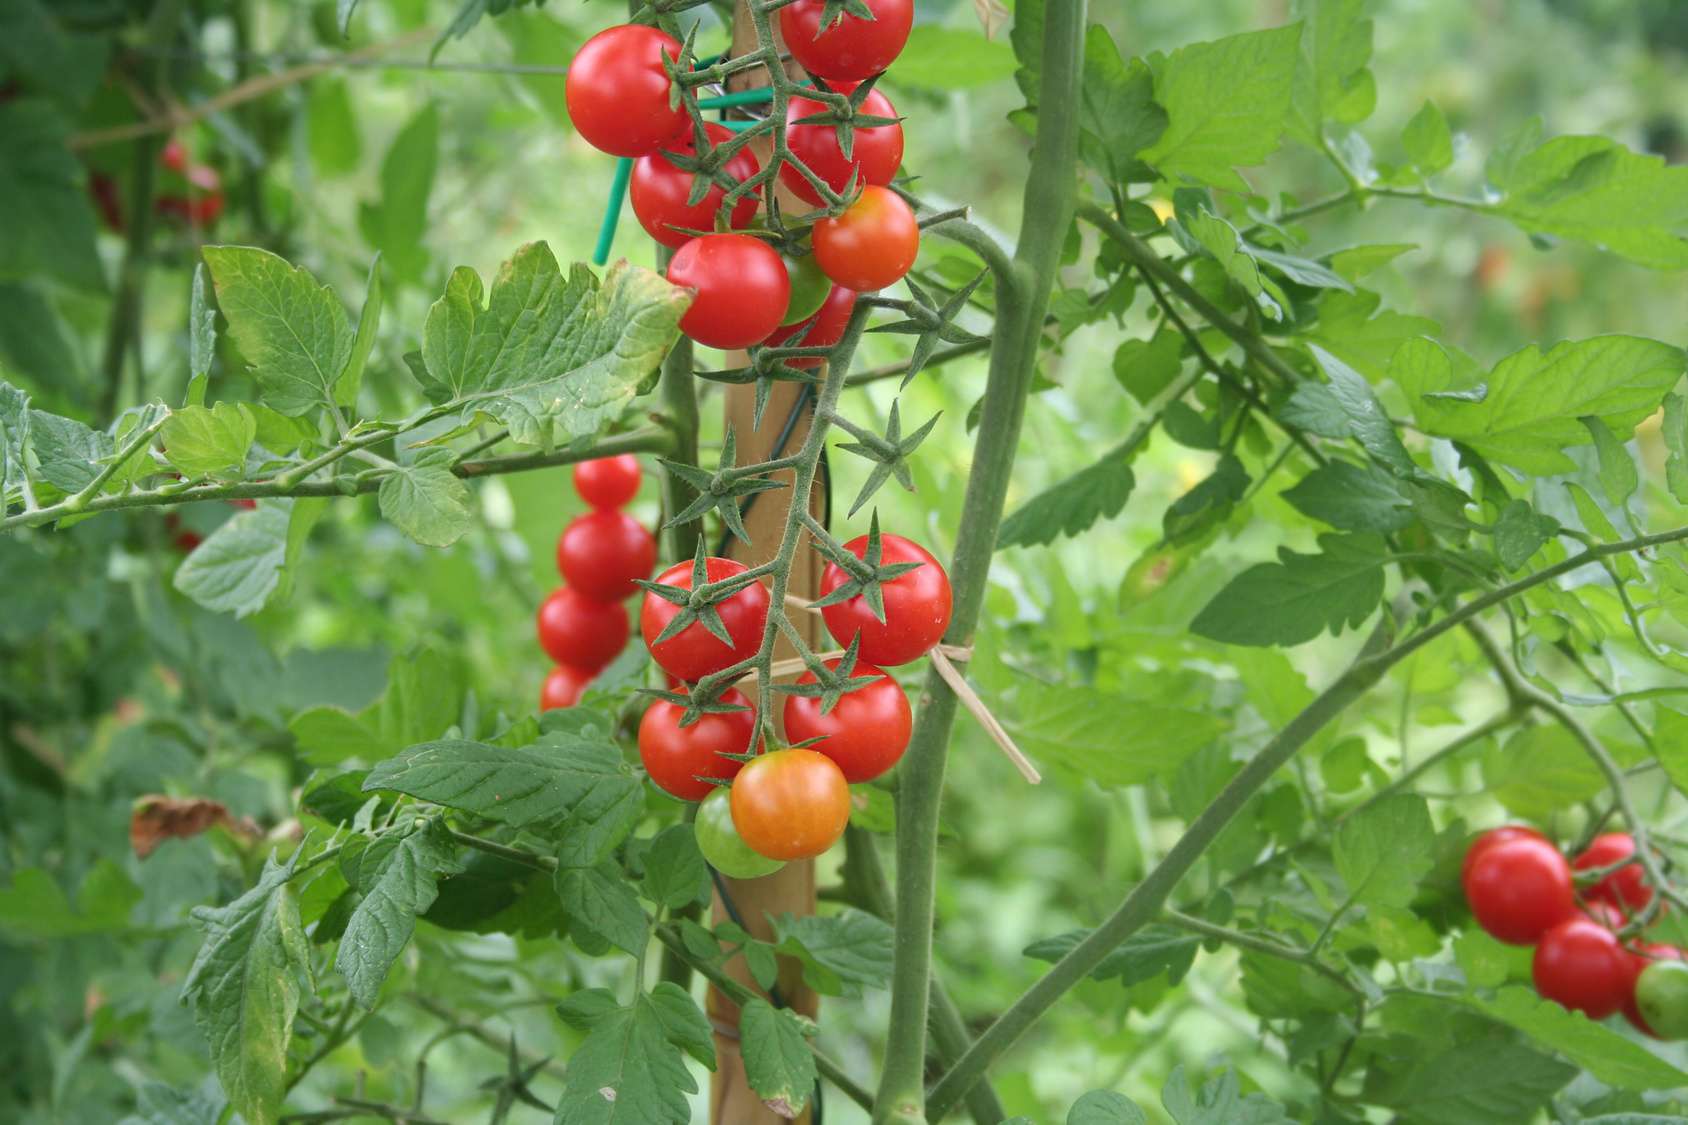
{"left": 654, "top": 241, "right": 702, "bottom": 562}
{"left": 842, "top": 827, "right": 1008, "bottom": 1124}
{"left": 871, "top": 3, "right": 1087, "bottom": 1122}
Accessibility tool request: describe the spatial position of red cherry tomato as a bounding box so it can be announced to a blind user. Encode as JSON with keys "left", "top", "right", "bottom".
{"left": 1533, "top": 915, "right": 1633, "bottom": 1018}
{"left": 638, "top": 688, "right": 757, "bottom": 801}
{"left": 630, "top": 123, "right": 761, "bottom": 248}
{"left": 729, "top": 748, "right": 852, "bottom": 860}
{"left": 1462, "top": 836, "right": 1577, "bottom": 945}
{"left": 782, "top": 659, "right": 911, "bottom": 782}
{"left": 555, "top": 509, "right": 656, "bottom": 602}
{"left": 667, "top": 233, "right": 791, "bottom": 350}
{"left": 1623, "top": 942, "right": 1685, "bottom": 1035}
{"left": 761, "top": 285, "right": 857, "bottom": 369}
{"left": 1462, "top": 825, "right": 1550, "bottom": 884}
{"left": 812, "top": 185, "right": 919, "bottom": 292}
{"left": 818, "top": 533, "right": 952, "bottom": 667}
{"left": 541, "top": 664, "right": 595, "bottom": 711}
{"left": 564, "top": 25, "right": 688, "bottom": 157}
{"left": 779, "top": 0, "right": 913, "bottom": 82}
{"left": 640, "top": 557, "right": 771, "bottom": 681}
{"left": 780, "top": 89, "right": 904, "bottom": 207}
{"left": 1574, "top": 832, "right": 1654, "bottom": 915}
{"left": 155, "top": 140, "right": 224, "bottom": 227}
{"left": 573, "top": 455, "right": 642, "bottom": 509}
{"left": 537, "top": 586, "right": 629, "bottom": 671}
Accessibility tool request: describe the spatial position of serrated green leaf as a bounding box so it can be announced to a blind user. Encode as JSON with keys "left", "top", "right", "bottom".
{"left": 1191, "top": 533, "right": 1386, "bottom": 647}
{"left": 771, "top": 909, "right": 894, "bottom": 997}
{"left": 1162, "top": 1065, "right": 1294, "bottom": 1125}
{"left": 1307, "top": 344, "right": 1415, "bottom": 473}
{"left": 999, "top": 448, "right": 1135, "bottom": 548}
{"left": 642, "top": 825, "right": 708, "bottom": 911}
{"left": 1581, "top": 415, "right": 1639, "bottom": 509}
{"left": 0, "top": 102, "right": 104, "bottom": 293}
{"left": 1363, "top": 1039, "right": 1574, "bottom": 1124}
{"left": 30, "top": 409, "right": 111, "bottom": 492}
{"left": 161, "top": 402, "right": 256, "bottom": 478}
{"left": 1482, "top": 724, "right": 1603, "bottom": 820}
{"left": 1113, "top": 328, "right": 1185, "bottom": 403}
{"left": 1287, "top": 0, "right": 1375, "bottom": 142}
{"left": 182, "top": 852, "right": 311, "bottom": 1125}
{"left": 290, "top": 706, "right": 380, "bottom": 767}
{"left": 1489, "top": 134, "right": 1688, "bottom": 270}
{"left": 1333, "top": 794, "right": 1433, "bottom": 908}
{"left": 646, "top": 981, "right": 715, "bottom": 1069}
{"left": 1069, "top": 1090, "right": 1148, "bottom": 1125}
{"left": 1491, "top": 498, "right": 1558, "bottom": 571}
{"left": 377, "top": 448, "right": 472, "bottom": 548}
{"left": 173, "top": 499, "right": 294, "bottom": 618}
{"left": 1024, "top": 925, "right": 1201, "bottom": 987}
{"left": 1469, "top": 986, "right": 1688, "bottom": 1089}
{"left": 554, "top": 992, "right": 694, "bottom": 1124}
{"left": 1079, "top": 27, "right": 1167, "bottom": 181}
{"left": 1141, "top": 25, "right": 1304, "bottom": 192}
{"left": 335, "top": 819, "right": 464, "bottom": 1007}
{"left": 1012, "top": 684, "right": 1227, "bottom": 787}
{"left": 1402, "top": 100, "right": 1453, "bottom": 175}
{"left": 364, "top": 734, "right": 640, "bottom": 830}
{"left": 117, "top": 1082, "right": 227, "bottom": 1125}
{"left": 1279, "top": 460, "right": 1412, "bottom": 532}
{"left": 555, "top": 862, "right": 648, "bottom": 956}
{"left": 417, "top": 247, "right": 688, "bottom": 445}
{"left": 738, "top": 999, "right": 815, "bottom": 1118}
{"left": 1394, "top": 335, "right": 1684, "bottom": 474}
{"left": 202, "top": 246, "right": 355, "bottom": 417}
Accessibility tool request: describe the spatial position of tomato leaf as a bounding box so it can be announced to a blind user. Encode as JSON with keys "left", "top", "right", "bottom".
{"left": 1279, "top": 460, "right": 1413, "bottom": 533}
{"left": 641, "top": 825, "right": 709, "bottom": 911}
{"left": 739, "top": 998, "right": 815, "bottom": 1119}
{"left": 1190, "top": 533, "right": 1386, "bottom": 647}
{"left": 161, "top": 402, "right": 256, "bottom": 478}
{"left": 1333, "top": 794, "right": 1435, "bottom": 909}
{"left": 770, "top": 909, "right": 895, "bottom": 997}
{"left": 377, "top": 447, "right": 472, "bottom": 548}
{"left": 334, "top": 818, "right": 464, "bottom": 1008}
{"left": 555, "top": 862, "right": 648, "bottom": 956}
{"left": 998, "top": 447, "right": 1136, "bottom": 548}
{"left": 1468, "top": 987, "right": 1688, "bottom": 1090}
{"left": 173, "top": 499, "right": 295, "bottom": 618}
{"left": 552, "top": 991, "right": 696, "bottom": 1124}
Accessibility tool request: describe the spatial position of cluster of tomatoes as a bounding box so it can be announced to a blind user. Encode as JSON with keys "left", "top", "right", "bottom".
{"left": 91, "top": 139, "right": 225, "bottom": 235}
{"left": 1463, "top": 827, "right": 1688, "bottom": 1036}
{"left": 633, "top": 532, "right": 950, "bottom": 878}
{"left": 536, "top": 455, "right": 656, "bottom": 709}
{"left": 562, "top": 0, "right": 916, "bottom": 351}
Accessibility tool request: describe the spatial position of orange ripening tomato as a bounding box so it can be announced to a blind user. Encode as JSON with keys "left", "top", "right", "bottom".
{"left": 729, "top": 748, "right": 851, "bottom": 860}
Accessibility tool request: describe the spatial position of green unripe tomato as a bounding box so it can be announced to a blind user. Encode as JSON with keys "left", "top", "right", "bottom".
{"left": 780, "top": 252, "right": 832, "bottom": 326}
{"left": 694, "top": 788, "right": 784, "bottom": 879}
{"left": 1637, "top": 960, "right": 1688, "bottom": 1039}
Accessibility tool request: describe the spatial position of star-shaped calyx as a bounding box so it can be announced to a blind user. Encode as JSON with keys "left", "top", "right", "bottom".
{"left": 480, "top": 1034, "right": 554, "bottom": 1122}
{"left": 787, "top": 76, "right": 902, "bottom": 165}
{"left": 810, "top": 511, "right": 922, "bottom": 623}
{"left": 660, "top": 426, "right": 786, "bottom": 546}
{"left": 773, "top": 635, "right": 878, "bottom": 719}
{"left": 635, "top": 541, "right": 763, "bottom": 649}
{"left": 833, "top": 400, "right": 939, "bottom": 517}
{"left": 871, "top": 271, "right": 990, "bottom": 388}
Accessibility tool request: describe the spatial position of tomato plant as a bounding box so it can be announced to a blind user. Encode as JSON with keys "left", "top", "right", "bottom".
{"left": 554, "top": 508, "right": 656, "bottom": 602}
{"left": 13, "top": 1, "right": 1688, "bottom": 1123}
{"left": 629, "top": 123, "right": 762, "bottom": 248}
{"left": 638, "top": 688, "right": 756, "bottom": 800}
{"left": 811, "top": 184, "right": 920, "bottom": 292}
{"left": 563, "top": 25, "right": 688, "bottom": 156}
{"left": 818, "top": 530, "right": 952, "bottom": 666}
{"left": 782, "top": 658, "right": 911, "bottom": 782}
{"left": 728, "top": 747, "right": 852, "bottom": 860}
{"left": 666, "top": 232, "right": 791, "bottom": 349}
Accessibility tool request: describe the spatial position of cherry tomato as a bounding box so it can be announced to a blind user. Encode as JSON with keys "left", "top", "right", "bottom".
{"left": 782, "top": 252, "right": 833, "bottom": 325}
{"left": 1636, "top": 958, "right": 1688, "bottom": 1039}
{"left": 1533, "top": 915, "right": 1633, "bottom": 1018}
{"left": 640, "top": 557, "right": 771, "bottom": 681}
{"left": 564, "top": 25, "right": 688, "bottom": 157}
{"left": 761, "top": 285, "right": 857, "bottom": 369}
{"left": 1623, "top": 942, "right": 1685, "bottom": 1035}
{"left": 573, "top": 455, "right": 642, "bottom": 508}
{"left": 541, "top": 664, "right": 594, "bottom": 711}
{"left": 1574, "top": 832, "right": 1654, "bottom": 915}
{"left": 630, "top": 123, "right": 762, "bottom": 248}
{"left": 818, "top": 533, "right": 952, "bottom": 667}
{"left": 1461, "top": 825, "right": 1550, "bottom": 884}
{"left": 667, "top": 233, "right": 791, "bottom": 350}
{"left": 556, "top": 509, "right": 656, "bottom": 602}
{"left": 155, "top": 140, "right": 224, "bottom": 227}
{"left": 780, "top": 89, "right": 904, "bottom": 207}
{"left": 783, "top": 659, "right": 911, "bottom": 782}
{"left": 730, "top": 748, "right": 852, "bottom": 860}
{"left": 812, "top": 185, "right": 919, "bottom": 292}
{"left": 779, "top": 0, "right": 913, "bottom": 82}
{"left": 695, "top": 787, "right": 784, "bottom": 879}
{"left": 639, "top": 687, "right": 756, "bottom": 801}
{"left": 537, "top": 586, "right": 629, "bottom": 671}
{"left": 1462, "top": 836, "right": 1577, "bottom": 945}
